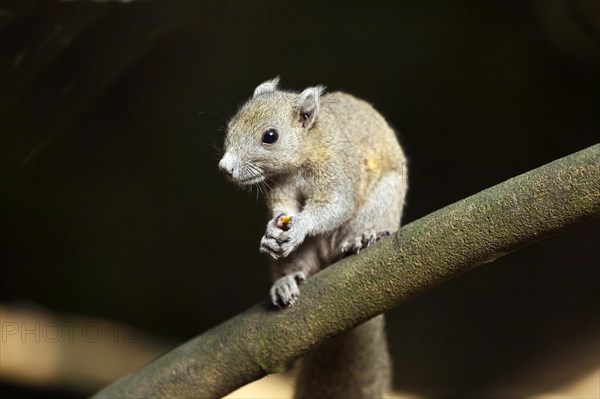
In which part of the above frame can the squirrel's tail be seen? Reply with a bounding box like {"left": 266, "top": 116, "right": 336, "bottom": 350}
{"left": 294, "top": 314, "right": 391, "bottom": 399}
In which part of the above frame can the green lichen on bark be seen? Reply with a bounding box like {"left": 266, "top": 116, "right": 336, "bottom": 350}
{"left": 92, "top": 144, "right": 599, "bottom": 399}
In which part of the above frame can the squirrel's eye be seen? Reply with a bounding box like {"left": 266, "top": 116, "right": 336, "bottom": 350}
{"left": 262, "top": 129, "right": 278, "bottom": 144}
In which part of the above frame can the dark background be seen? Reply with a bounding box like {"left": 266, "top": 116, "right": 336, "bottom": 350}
{"left": 1, "top": 1, "right": 599, "bottom": 398}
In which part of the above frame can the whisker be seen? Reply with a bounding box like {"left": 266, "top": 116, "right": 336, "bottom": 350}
{"left": 261, "top": 179, "right": 272, "bottom": 191}
{"left": 258, "top": 181, "right": 267, "bottom": 197}
{"left": 197, "top": 110, "right": 227, "bottom": 123}
{"left": 264, "top": 176, "right": 301, "bottom": 207}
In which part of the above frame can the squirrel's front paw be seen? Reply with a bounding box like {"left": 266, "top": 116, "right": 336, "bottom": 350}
{"left": 260, "top": 216, "right": 286, "bottom": 260}
{"left": 260, "top": 215, "right": 306, "bottom": 260}
{"left": 270, "top": 272, "right": 306, "bottom": 308}
{"left": 277, "top": 223, "right": 306, "bottom": 258}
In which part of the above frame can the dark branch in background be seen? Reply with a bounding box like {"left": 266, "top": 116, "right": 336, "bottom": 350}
{"left": 91, "top": 145, "right": 600, "bottom": 399}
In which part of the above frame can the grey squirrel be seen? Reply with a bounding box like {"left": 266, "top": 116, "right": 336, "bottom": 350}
{"left": 219, "top": 77, "right": 408, "bottom": 398}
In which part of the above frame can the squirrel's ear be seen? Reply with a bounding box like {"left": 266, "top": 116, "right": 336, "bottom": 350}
{"left": 297, "top": 86, "right": 325, "bottom": 129}
{"left": 253, "top": 76, "right": 280, "bottom": 98}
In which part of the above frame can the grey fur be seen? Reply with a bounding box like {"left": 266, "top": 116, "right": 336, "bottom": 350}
{"left": 219, "top": 78, "right": 408, "bottom": 398}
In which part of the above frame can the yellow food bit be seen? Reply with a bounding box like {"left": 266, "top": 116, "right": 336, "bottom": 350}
{"left": 365, "top": 158, "right": 377, "bottom": 172}
{"left": 280, "top": 215, "right": 290, "bottom": 224}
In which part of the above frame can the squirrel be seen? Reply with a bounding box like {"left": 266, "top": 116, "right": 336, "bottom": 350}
{"left": 218, "top": 77, "right": 408, "bottom": 399}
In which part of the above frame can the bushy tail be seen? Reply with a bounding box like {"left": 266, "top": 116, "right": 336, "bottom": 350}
{"left": 294, "top": 315, "right": 391, "bottom": 399}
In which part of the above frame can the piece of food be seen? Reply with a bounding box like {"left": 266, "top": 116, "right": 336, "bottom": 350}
{"left": 276, "top": 214, "right": 291, "bottom": 230}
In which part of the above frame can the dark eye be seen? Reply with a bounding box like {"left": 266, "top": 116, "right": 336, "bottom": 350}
{"left": 262, "top": 129, "right": 278, "bottom": 144}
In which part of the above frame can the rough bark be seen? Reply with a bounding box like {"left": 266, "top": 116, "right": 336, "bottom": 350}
{"left": 91, "top": 144, "right": 600, "bottom": 399}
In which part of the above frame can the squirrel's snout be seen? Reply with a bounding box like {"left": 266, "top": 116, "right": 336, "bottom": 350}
{"left": 218, "top": 153, "right": 235, "bottom": 177}
{"left": 218, "top": 161, "right": 233, "bottom": 177}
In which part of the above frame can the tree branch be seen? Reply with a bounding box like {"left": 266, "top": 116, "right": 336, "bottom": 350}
{"left": 91, "top": 144, "right": 600, "bottom": 399}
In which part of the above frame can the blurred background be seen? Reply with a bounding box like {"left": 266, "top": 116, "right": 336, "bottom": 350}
{"left": 1, "top": 1, "right": 599, "bottom": 398}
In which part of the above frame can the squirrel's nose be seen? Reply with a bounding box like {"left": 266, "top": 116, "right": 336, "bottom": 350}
{"left": 218, "top": 155, "right": 235, "bottom": 177}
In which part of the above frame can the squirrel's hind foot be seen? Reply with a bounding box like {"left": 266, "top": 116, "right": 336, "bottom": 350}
{"left": 341, "top": 230, "right": 390, "bottom": 257}
{"left": 270, "top": 272, "right": 306, "bottom": 308}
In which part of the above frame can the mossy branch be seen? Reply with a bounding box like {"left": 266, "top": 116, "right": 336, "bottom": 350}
{"left": 91, "top": 145, "right": 600, "bottom": 399}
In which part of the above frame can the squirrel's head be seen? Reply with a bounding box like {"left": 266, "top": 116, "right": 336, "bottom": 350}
{"left": 219, "top": 77, "right": 325, "bottom": 186}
